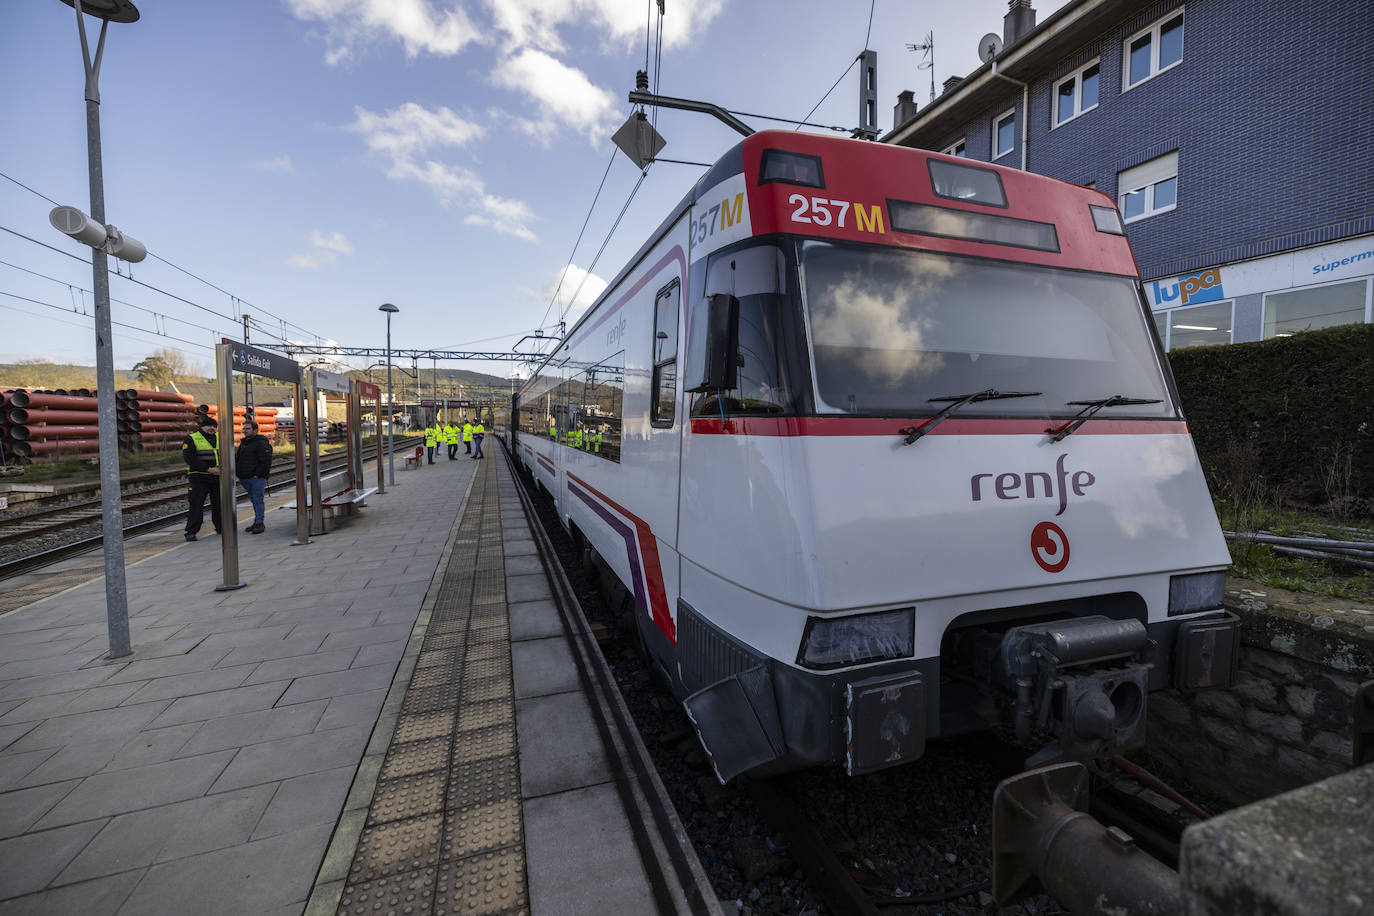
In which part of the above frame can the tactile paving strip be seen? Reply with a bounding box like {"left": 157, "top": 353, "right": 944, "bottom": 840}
{"left": 381, "top": 736, "right": 454, "bottom": 781}
{"left": 456, "top": 700, "right": 514, "bottom": 733}
{"left": 451, "top": 724, "right": 516, "bottom": 764}
{"left": 368, "top": 771, "right": 447, "bottom": 826}
{"left": 434, "top": 849, "right": 528, "bottom": 916}
{"left": 448, "top": 756, "right": 521, "bottom": 809}
{"left": 442, "top": 797, "right": 523, "bottom": 860}
{"left": 341, "top": 457, "right": 537, "bottom": 915}
{"left": 337, "top": 866, "right": 437, "bottom": 916}
{"left": 348, "top": 812, "right": 444, "bottom": 885}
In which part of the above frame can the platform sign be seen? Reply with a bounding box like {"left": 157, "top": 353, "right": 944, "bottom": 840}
{"left": 358, "top": 381, "right": 380, "bottom": 400}
{"left": 223, "top": 340, "right": 299, "bottom": 383}
{"left": 313, "top": 368, "right": 351, "bottom": 393}
{"left": 421, "top": 398, "right": 470, "bottom": 408}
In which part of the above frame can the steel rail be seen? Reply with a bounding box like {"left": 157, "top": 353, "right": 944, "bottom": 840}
{"left": 0, "top": 436, "right": 422, "bottom": 580}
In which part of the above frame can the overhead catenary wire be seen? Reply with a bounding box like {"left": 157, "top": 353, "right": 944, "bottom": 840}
{"left": 1, "top": 290, "right": 217, "bottom": 353}
{"left": 538, "top": 148, "right": 618, "bottom": 339}
{"left": 796, "top": 0, "right": 878, "bottom": 133}
{"left": 0, "top": 170, "right": 331, "bottom": 344}
{"left": 561, "top": 165, "right": 651, "bottom": 327}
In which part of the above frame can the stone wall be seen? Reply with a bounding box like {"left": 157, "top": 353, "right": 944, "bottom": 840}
{"left": 1146, "top": 579, "right": 1374, "bottom": 806}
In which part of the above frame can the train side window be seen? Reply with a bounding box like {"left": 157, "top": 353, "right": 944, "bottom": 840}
{"left": 651, "top": 281, "right": 680, "bottom": 428}
{"left": 691, "top": 245, "right": 794, "bottom": 417}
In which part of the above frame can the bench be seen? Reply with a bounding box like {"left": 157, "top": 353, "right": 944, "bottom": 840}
{"left": 404, "top": 446, "right": 424, "bottom": 469}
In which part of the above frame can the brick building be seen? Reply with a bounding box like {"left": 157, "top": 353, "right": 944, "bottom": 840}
{"left": 885, "top": 0, "right": 1374, "bottom": 350}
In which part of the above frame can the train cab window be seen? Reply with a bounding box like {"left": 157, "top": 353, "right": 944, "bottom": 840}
{"left": 651, "top": 281, "right": 680, "bottom": 428}
{"left": 690, "top": 244, "right": 796, "bottom": 417}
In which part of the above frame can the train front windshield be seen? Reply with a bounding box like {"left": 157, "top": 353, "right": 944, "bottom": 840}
{"left": 799, "top": 240, "right": 1174, "bottom": 417}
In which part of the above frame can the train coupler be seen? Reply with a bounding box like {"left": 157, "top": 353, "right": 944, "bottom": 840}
{"left": 999, "top": 616, "right": 1152, "bottom": 766}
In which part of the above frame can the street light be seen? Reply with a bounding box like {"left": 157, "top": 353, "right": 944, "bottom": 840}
{"left": 53, "top": 0, "right": 140, "bottom": 660}
{"left": 379, "top": 303, "right": 399, "bottom": 486}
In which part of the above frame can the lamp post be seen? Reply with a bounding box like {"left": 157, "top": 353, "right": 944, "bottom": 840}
{"left": 379, "top": 303, "right": 398, "bottom": 485}
{"left": 55, "top": 0, "right": 141, "bottom": 660}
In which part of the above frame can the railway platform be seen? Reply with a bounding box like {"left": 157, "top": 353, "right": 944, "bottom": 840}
{"left": 0, "top": 447, "right": 718, "bottom": 915}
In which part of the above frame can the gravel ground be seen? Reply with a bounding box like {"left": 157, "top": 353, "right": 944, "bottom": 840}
{"left": 514, "top": 459, "right": 1065, "bottom": 916}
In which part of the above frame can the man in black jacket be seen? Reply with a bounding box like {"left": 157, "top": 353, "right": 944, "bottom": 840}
{"left": 182, "top": 416, "right": 222, "bottom": 541}
{"left": 235, "top": 420, "right": 273, "bottom": 534}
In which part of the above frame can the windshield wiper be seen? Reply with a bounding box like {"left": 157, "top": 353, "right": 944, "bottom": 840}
{"left": 1046, "top": 395, "right": 1163, "bottom": 442}
{"left": 900, "top": 389, "right": 1042, "bottom": 445}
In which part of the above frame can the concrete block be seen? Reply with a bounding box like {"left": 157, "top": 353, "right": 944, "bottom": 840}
{"left": 515, "top": 691, "right": 610, "bottom": 798}
{"left": 148, "top": 681, "right": 290, "bottom": 729}
{"left": 250, "top": 764, "right": 354, "bottom": 840}
{"left": 242, "top": 648, "right": 360, "bottom": 686}
{"left": 175, "top": 700, "right": 328, "bottom": 758}
{"left": 54, "top": 783, "right": 276, "bottom": 884}
{"left": 509, "top": 599, "right": 565, "bottom": 642}
{"left": 512, "top": 638, "right": 580, "bottom": 699}
{"left": 524, "top": 782, "right": 657, "bottom": 916}
{"left": 6, "top": 701, "right": 170, "bottom": 754}
{"left": 115, "top": 823, "right": 331, "bottom": 916}
{"left": 1190, "top": 687, "right": 1243, "bottom": 720}
{"left": 1181, "top": 763, "right": 1374, "bottom": 916}
{"left": 32, "top": 750, "right": 236, "bottom": 828}
{"left": 209, "top": 724, "right": 370, "bottom": 793}
{"left": 0, "top": 820, "right": 106, "bottom": 899}
{"left": 0, "top": 867, "right": 143, "bottom": 916}
{"left": 274, "top": 663, "right": 396, "bottom": 706}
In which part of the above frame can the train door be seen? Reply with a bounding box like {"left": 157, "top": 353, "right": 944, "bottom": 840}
{"left": 643, "top": 278, "right": 682, "bottom": 548}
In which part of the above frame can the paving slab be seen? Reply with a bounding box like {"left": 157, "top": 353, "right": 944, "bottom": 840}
{"left": 0, "top": 454, "right": 474, "bottom": 912}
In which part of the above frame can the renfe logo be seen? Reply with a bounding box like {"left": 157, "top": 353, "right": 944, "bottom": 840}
{"left": 1031, "top": 521, "right": 1070, "bottom": 573}
{"left": 1150, "top": 268, "right": 1224, "bottom": 307}
{"left": 970, "top": 454, "right": 1095, "bottom": 517}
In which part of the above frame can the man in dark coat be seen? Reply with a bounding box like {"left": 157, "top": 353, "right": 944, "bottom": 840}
{"left": 235, "top": 419, "right": 274, "bottom": 534}
{"left": 182, "top": 416, "right": 222, "bottom": 541}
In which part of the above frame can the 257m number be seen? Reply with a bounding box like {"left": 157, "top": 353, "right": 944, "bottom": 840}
{"left": 788, "top": 194, "right": 885, "bottom": 234}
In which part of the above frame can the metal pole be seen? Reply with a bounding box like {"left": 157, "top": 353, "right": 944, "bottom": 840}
{"left": 214, "top": 343, "right": 244, "bottom": 591}
{"left": 307, "top": 371, "right": 324, "bottom": 535}
{"left": 72, "top": 5, "right": 130, "bottom": 658}
{"left": 385, "top": 314, "right": 395, "bottom": 485}
{"left": 242, "top": 313, "right": 254, "bottom": 418}
{"left": 291, "top": 377, "right": 310, "bottom": 545}
{"left": 433, "top": 356, "right": 439, "bottom": 426}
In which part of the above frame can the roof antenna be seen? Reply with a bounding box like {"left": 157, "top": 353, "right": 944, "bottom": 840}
{"left": 906, "top": 32, "right": 935, "bottom": 102}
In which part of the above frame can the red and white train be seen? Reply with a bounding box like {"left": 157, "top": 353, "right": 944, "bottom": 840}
{"left": 509, "top": 130, "right": 1239, "bottom": 781}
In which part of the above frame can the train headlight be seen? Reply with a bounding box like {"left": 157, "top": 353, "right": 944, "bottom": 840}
{"left": 797, "top": 608, "right": 914, "bottom": 670}
{"left": 1168, "top": 571, "right": 1226, "bottom": 617}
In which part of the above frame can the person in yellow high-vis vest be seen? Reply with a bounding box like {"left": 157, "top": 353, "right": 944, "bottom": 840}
{"left": 181, "top": 416, "right": 222, "bottom": 541}
{"left": 424, "top": 423, "right": 438, "bottom": 464}
{"left": 548, "top": 417, "right": 556, "bottom": 440}
{"left": 445, "top": 423, "right": 459, "bottom": 460}
{"left": 462, "top": 419, "right": 474, "bottom": 454}
{"left": 471, "top": 421, "right": 486, "bottom": 459}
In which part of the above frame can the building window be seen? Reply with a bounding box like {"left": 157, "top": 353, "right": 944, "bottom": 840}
{"left": 1155, "top": 301, "right": 1234, "bottom": 350}
{"left": 1124, "top": 10, "right": 1184, "bottom": 90}
{"left": 1118, "top": 151, "right": 1178, "bottom": 222}
{"left": 992, "top": 109, "right": 1015, "bottom": 160}
{"left": 942, "top": 139, "right": 967, "bottom": 157}
{"left": 1263, "top": 279, "right": 1371, "bottom": 338}
{"left": 1053, "top": 59, "right": 1100, "bottom": 127}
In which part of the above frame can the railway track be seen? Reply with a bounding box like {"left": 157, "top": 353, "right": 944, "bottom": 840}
{"left": 0, "top": 436, "right": 422, "bottom": 580}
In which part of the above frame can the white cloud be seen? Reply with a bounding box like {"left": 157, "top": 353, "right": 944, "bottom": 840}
{"left": 349, "top": 103, "right": 485, "bottom": 158}
{"left": 252, "top": 154, "right": 294, "bottom": 172}
{"left": 544, "top": 263, "right": 608, "bottom": 322}
{"left": 285, "top": 0, "right": 483, "bottom": 63}
{"left": 350, "top": 103, "right": 538, "bottom": 240}
{"left": 491, "top": 48, "right": 616, "bottom": 140}
{"left": 486, "top": 0, "right": 724, "bottom": 53}
{"left": 288, "top": 230, "right": 356, "bottom": 269}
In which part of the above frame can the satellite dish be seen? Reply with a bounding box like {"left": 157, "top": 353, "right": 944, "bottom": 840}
{"left": 978, "top": 33, "right": 1003, "bottom": 63}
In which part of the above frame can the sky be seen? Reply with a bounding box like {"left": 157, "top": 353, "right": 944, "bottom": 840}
{"left": 0, "top": 0, "right": 1069, "bottom": 381}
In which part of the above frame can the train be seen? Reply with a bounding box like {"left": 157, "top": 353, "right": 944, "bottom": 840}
{"left": 507, "top": 130, "right": 1240, "bottom": 782}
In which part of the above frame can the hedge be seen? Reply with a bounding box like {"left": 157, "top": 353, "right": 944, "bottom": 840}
{"left": 1167, "top": 323, "right": 1374, "bottom": 510}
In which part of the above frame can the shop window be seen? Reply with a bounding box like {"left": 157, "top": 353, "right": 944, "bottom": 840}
{"left": 1053, "top": 59, "right": 1100, "bottom": 127}
{"left": 1164, "top": 300, "right": 1233, "bottom": 350}
{"left": 1263, "top": 279, "right": 1370, "bottom": 338}
{"left": 1119, "top": 151, "right": 1178, "bottom": 223}
{"left": 993, "top": 109, "right": 1016, "bottom": 160}
{"left": 1124, "top": 10, "right": 1184, "bottom": 90}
